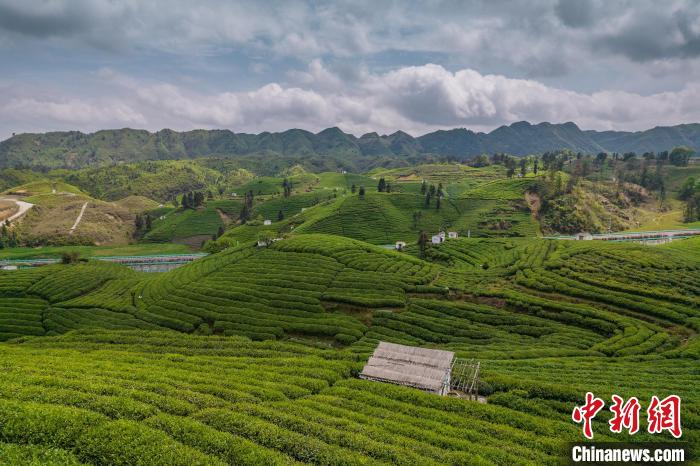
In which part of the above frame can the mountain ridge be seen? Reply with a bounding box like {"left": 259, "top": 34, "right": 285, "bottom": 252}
{"left": 1, "top": 121, "right": 698, "bottom": 169}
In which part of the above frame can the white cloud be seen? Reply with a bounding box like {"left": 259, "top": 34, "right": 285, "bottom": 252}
{"left": 2, "top": 62, "right": 700, "bottom": 139}
{"left": 2, "top": 96, "right": 145, "bottom": 128}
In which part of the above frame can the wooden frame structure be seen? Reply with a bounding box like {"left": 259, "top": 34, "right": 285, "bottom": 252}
{"left": 449, "top": 358, "right": 480, "bottom": 400}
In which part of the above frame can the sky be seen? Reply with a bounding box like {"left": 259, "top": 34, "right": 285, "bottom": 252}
{"left": 1, "top": 0, "right": 700, "bottom": 140}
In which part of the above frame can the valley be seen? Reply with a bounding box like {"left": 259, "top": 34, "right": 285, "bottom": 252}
{"left": 0, "top": 144, "right": 698, "bottom": 465}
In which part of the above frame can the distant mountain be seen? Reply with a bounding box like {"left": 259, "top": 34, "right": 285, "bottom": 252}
{"left": 1, "top": 121, "right": 698, "bottom": 169}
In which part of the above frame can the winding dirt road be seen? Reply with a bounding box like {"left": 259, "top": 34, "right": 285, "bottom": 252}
{"left": 0, "top": 198, "right": 34, "bottom": 227}
{"left": 69, "top": 202, "right": 89, "bottom": 234}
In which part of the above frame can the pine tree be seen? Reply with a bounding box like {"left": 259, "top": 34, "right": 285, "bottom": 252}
{"left": 194, "top": 191, "right": 204, "bottom": 207}
{"left": 351, "top": 184, "right": 356, "bottom": 194}
{"left": 358, "top": 186, "right": 365, "bottom": 197}
{"left": 418, "top": 231, "right": 428, "bottom": 258}
{"left": 420, "top": 181, "right": 427, "bottom": 194}
{"left": 277, "top": 210, "right": 284, "bottom": 221}
{"left": 239, "top": 204, "right": 250, "bottom": 224}
{"left": 377, "top": 178, "right": 386, "bottom": 192}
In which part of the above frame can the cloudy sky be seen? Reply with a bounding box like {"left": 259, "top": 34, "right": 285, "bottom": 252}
{"left": 1, "top": 0, "right": 700, "bottom": 140}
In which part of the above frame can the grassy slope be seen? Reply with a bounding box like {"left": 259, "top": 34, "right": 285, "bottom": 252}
{"left": 5, "top": 181, "right": 140, "bottom": 246}
{"left": 63, "top": 160, "right": 223, "bottom": 202}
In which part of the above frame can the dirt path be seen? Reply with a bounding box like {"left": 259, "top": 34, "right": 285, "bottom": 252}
{"left": 524, "top": 191, "right": 541, "bottom": 218}
{"left": 0, "top": 198, "right": 34, "bottom": 227}
{"left": 216, "top": 208, "right": 232, "bottom": 225}
{"left": 69, "top": 202, "right": 88, "bottom": 234}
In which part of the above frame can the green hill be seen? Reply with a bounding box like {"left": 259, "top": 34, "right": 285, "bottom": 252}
{"left": 2, "top": 181, "right": 161, "bottom": 247}
{"left": 2, "top": 122, "right": 698, "bottom": 169}
{"left": 63, "top": 160, "right": 224, "bottom": 202}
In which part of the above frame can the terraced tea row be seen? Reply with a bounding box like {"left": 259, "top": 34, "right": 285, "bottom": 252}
{"left": 0, "top": 331, "right": 631, "bottom": 465}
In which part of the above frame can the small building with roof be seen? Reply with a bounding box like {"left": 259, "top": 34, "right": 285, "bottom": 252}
{"left": 359, "top": 342, "right": 455, "bottom": 395}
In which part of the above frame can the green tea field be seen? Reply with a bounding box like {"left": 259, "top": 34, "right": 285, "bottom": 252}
{"left": 0, "top": 233, "right": 697, "bottom": 464}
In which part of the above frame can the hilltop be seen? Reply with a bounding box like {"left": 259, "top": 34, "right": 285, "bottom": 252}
{"left": 1, "top": 180, "right": 158, "bottom": 246}
{"left": 2, "top": 121, "right": 700, "bottom": 170}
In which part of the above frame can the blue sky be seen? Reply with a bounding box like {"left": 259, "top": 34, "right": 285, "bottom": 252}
{"left": 1, "top": 0, "right": 700, "bottom": 140}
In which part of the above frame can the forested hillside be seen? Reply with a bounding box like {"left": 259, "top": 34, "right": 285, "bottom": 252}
{"left": 2, "top": 122, "right": 699, "bottom": 169}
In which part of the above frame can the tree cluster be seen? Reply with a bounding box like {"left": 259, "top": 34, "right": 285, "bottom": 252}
{"left": 239, "top": 190, "right": 255, "bottom": 224}
{"left": 376, "top": 178, "right": 392, "bottom": 192}
{"left": 0, "top": 223, "right": 18, "bottom": 249}
{"left": 282, "top": 178, "right": 293, "bottom": 198}
{"left": 180, "top": 191, "right": 205, "bottom": 209}
{"left": 133, "top": 213, "right": 153, "bottom": 238}
{"left": 423, "top": 183, "right": 444, "bottom": 209}
{"left": 680, "top": 177, "right": 700, "bottom": 222}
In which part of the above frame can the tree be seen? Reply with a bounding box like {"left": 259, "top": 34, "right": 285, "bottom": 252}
{"left": 358, "top": 186, "right": 365, "bottom": 197}
{"left": 424, "top": 191, "right": 432, "bottom": 207}
{"left": 377, "top": 177, "right": 387, "bottom": 192}
{"left": 60, "top": 252, "right": 81, "bottom": 264}
{"left": 505, "top": 156, "right": 517, "bottom": 178}
{"left": 519, "top": 158, "right": 527, "bottom": 177}
{"left": 282, "top": 178, "right": 292, "bottom": 197}
{"left": 420, "top": 180, "right": 427, "bottom": 194}
{"left": 679, "top": 177, "right": 697, "bottom": 201}
{"left": 533, "top": 158, "right": 539, "bottom": 175}
{"left": 239, "top": 204, "right": 250, "bottom": 224}
{"left": 277, "top": 210, "right": 284, "bottom": 221}
{"left": 684, "top": 192, "right": 700, "bottom": 222}
{"left": 145, "top": 214, "right": 152, "bottom": 231}
{"left": 134, "top": 214, "right": 143, "bottom": 231}
{"left": 386, "top": 183, "right": 392, "bottom": 193}
{"left": 436, "top": 195, "right": 441, "bottom": 210}
{"left": 351, "top": 184, "right": 356, "bottom": 194}
{"left": 417, "top": 231, "right": 428, "bottom": 258}
{"left": 194, "top": 191, "right": 204, "bottom": 207}
{"left": 670, "top": 146, "right": 695, "bottom": 167}
{"left": 470, "top": 154, "right": 490, "bottom": 167}
{"left": 412, "top": 211, "right": 422, "bottom": 229}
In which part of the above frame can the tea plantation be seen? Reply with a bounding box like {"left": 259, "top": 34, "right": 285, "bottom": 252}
{"left": 0, "top": 233, "right": 697, "bottom": 464}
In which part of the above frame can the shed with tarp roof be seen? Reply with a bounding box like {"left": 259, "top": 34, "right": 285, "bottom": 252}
{"left": 359, "top": 341, "right": 454, "bottom": 395}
